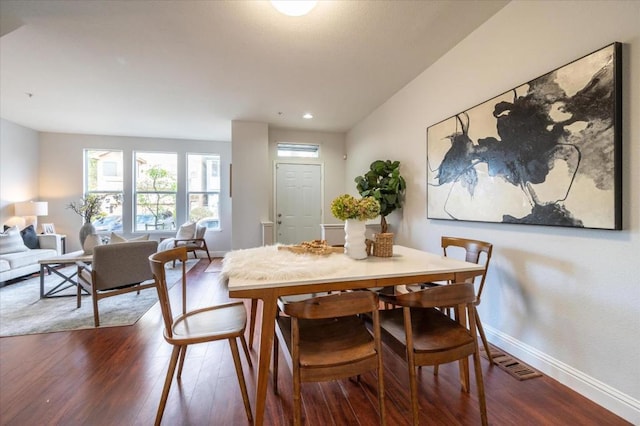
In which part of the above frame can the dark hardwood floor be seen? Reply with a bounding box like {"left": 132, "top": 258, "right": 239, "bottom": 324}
{"left": 0, "top": 259, "right": 630, "bottom": 425}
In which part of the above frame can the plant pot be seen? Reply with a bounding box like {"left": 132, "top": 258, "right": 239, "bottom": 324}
{"left": 79, "top": 223, "right": 96, "bottom": 248}
{"left": 372, "top": 232, "right": 394, "bottom": 257}
{"left": 344, "top": 219, "right": 368, "bottom": 260}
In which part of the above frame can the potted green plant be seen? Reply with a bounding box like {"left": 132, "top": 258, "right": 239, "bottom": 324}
{"left": 355, "top": 160, "right": 406, "bottom": 256}
{"left": 67, "top": 194, "right": 119, "bottom": 246}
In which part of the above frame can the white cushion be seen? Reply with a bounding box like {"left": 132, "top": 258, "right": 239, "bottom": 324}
{"left": 83, "top": 234, "right": 103, "bottom": 254}
{"left": 176, "top": 222, "right": 196, "bottom": 239}
{"left": 109, "top": 232, "right": 150, "bottom": 244}
{"left": 194, "top": 225, "right": 206, "bottom": 239}
{"left": 0, "top": 226, "right": 29, "bottom": 254}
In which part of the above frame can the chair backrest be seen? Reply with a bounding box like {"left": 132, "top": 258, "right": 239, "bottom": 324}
{"left": 149, "top": 247, "right": 188, "bottom": 337}
{"left": 441, "top": 236, "right": 492, "bottom": 299}
{"left": 282, "top": 291, "right": 379, "bottom": 319}
{"left": 194, "top": 225, "right": 206, "bottom": 239}
{"left": 384, "top": 282, "right": 476, "bottom": 309}
{"left": 91, "top": 240, "right": 158, "bottom": 291}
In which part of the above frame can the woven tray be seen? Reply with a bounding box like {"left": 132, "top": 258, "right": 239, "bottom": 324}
{"left": 278, "top": 240, "right": 344, "bottom": 256}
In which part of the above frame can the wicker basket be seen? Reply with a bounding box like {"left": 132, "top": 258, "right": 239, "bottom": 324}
{"left": 372, "top": 233, "right": 394, "bottom": 257}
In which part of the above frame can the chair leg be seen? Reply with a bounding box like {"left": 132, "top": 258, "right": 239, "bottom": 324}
{"left": 408, "top": 364, "right": 419, "bottom": 426}
{"left": 176, "top": 346, "right": 188, "bottom": 379}
{"left": 155, "top": 345, "right": 181, "bottom": 426}
{"left": 376, "top": 352, "right": 386, "bottom": 425}
{"left": 249, "top": 299, "right": 258, "bottom": 350}
{"left": 239, "top": 334, "right": 252, "bottom": 368}
{"left": 229, "top": 337, "right": 253, "bottom": 423}
{"left": 475, "top": 309, "right": 493, "bottom": 365}
{"left": 92, "top": 293, "right": 100, "bottom": 327}
{"left": 293, "top": 365, "right": 302, "bottom": 426}
{"left": 202, "top": 242, "right": 211, "bottom": 263}
{"left": 473, "top": 351, "right": 489, "bottom": 426}
{"left": 273, "top": 333, "right": 279, "bottom": 394}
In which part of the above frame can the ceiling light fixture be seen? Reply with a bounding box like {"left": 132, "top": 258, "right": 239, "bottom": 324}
{"left": 271, "top": 0, "right": 317, "bottom": 17}
{"left": 303, "top": 113, "right": 313, "bottom": 119}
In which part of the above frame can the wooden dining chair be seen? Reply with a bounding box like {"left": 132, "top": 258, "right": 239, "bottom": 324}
{"left": 149, "top": 247, "right": 252, "bottom": 426}
{"left": 441, "top": 237, "right": 493, "bottom": 364}
{"left": 378, "top": 282, "right": 488, "bottom": 426}
{"left": 406, "top": 237, "right": 494, "bottom": 364}
{"left": 273, "top": 291, "right": 386, "bottom": 426}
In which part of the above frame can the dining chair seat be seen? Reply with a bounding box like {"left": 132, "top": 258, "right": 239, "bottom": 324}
{"left": 276, "top": 315, "right": 377, "bottom": 369}
{"left": 170, "top": 302, "right": 248, "bottom": 343}
{"left": 379, "top": 307, "right": 475, "bottom": 357}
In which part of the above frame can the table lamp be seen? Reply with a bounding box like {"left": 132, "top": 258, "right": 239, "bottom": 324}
{"left": 14, "top": 201, "right": 48, "bottom": 233}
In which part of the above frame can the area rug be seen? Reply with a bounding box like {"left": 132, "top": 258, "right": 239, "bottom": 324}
{"left": 481, "top": 344, "right": 542, "bottom": 381}
{"left": 0, "top": 260, "right": 197, "bottom": 337}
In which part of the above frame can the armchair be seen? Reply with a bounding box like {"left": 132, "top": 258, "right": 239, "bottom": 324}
{"left": 76, "top": 240, "right": 158, "bottom": 327}
{"left": 157, "top": 222, "right": 211, "bottom": 264}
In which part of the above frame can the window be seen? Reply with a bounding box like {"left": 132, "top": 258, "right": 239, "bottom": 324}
{"left": 85, "top": 150, "right": 124, "bottom": 232}
{"left": 277, "top": 143, "right": 319, "bottom": 158}
{"left": 83, "top": 148, "right": 223, "bottom": 234}
{"left": 134, "top": 151, "right": 177, "bottom": 232}
{"left": 187, "top": 154, "right": 221, "bottom": 229}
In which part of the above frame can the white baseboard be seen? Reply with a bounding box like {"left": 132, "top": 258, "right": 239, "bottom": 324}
{"left": 484, "top": 325, "right": 640, "bottom": 424}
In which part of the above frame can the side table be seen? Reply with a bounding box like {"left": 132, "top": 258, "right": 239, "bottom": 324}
{"left": 39, "top": 251, "right": 92, "bottom": 306}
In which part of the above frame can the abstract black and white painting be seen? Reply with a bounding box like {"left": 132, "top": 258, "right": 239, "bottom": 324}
{"left": 427, "top": 42, "right": 622, "bottom": 230}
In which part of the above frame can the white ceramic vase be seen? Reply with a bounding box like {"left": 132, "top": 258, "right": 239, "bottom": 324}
{"left": 344, "top": 219, "right": 368, "bottom": 260}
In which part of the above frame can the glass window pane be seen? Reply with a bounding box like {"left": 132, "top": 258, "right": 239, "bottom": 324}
{"left": 134, "top": 152, "right": 177, "bottom": 232}
{"left": 85, "top": 150, "right": 123, "bottom": 232}
{"left": 188, "top": 154, "right": 220, "bottom": 192}
{"left": 277, "top": 143, "right": 319, "bottom": 158}
{"left": 86, "top": 150, "right": 123, "bottom": 191}
{"left": 135, "top": 152, "right": 177, "bottom": 191}
{"left": 187, "top": 153, "right": 220, "bottom": 230}
{"left": 135, "top": 194, "right": 176, "bottom": 231}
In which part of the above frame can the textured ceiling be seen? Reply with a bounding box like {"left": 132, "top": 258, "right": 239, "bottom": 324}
{"left": 0, "top": 0, "right": 508, "bottom": 141}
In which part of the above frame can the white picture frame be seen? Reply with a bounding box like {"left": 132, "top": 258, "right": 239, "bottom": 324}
{"left": 42, "top": 223, "right": 56, "bottom": 234}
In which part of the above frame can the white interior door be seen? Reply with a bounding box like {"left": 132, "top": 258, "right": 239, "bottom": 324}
{"left": 275, "top": 163, "right": 322, "bottom": 244}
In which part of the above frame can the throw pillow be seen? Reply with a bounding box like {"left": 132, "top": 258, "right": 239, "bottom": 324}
{"left": 0, "top": 226, "right": 30, "bottom": 254}
{"left": 176, "top": 222, "right": 196, "bottom": 240}
{"left": 83, "top": 234, "right": 103, "bottom": 255}
{"left": 109, "top": 232, "right": 150, "bottom": 244}
{"left": 20, "top": 224, "right": 40, "bottom": 249}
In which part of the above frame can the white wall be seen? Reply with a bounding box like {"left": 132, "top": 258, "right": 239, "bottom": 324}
{"left": 0, "top": 119, "right": 40, "bottom": 226}
{"left": 346, "top": 1, "right": 640, "bottom": 422}
{"left": 231, "top": 120, "right": 270, "bottom": 249}
{"left": 38, "top": 132, "right": 232, "bottom": 254}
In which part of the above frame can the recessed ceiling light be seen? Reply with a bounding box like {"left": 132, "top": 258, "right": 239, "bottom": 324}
{"left": 303, "top": 113, "right": 313, "bottom": 119}
{"left": 271, "top": 1, "right": 317, "bottom": 17}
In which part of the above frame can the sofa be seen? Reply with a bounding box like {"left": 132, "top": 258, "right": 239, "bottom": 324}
{"left": 0, "top": 226, "right": 64, "bottom": 282}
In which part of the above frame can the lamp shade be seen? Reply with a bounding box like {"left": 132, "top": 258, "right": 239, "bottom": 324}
{"left": 15, "top": 201, "right": 48, "bottom": 216}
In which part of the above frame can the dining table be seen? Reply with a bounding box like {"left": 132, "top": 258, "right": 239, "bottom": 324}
{"left": 227, "top": 244, "right": 485, "bottom": 426}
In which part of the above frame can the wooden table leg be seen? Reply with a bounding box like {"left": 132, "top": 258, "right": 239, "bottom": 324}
{"left": 253, "top": 292, "right": 277, "bottom": 426}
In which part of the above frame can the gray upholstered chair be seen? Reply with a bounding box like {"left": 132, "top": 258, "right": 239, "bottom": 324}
{"left": 76, "top": 240, "right": 159, "bottom": 327}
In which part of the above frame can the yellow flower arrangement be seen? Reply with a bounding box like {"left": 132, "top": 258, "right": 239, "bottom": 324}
{"left": 330, "top": 194, "right": 380, "bottom": 221}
